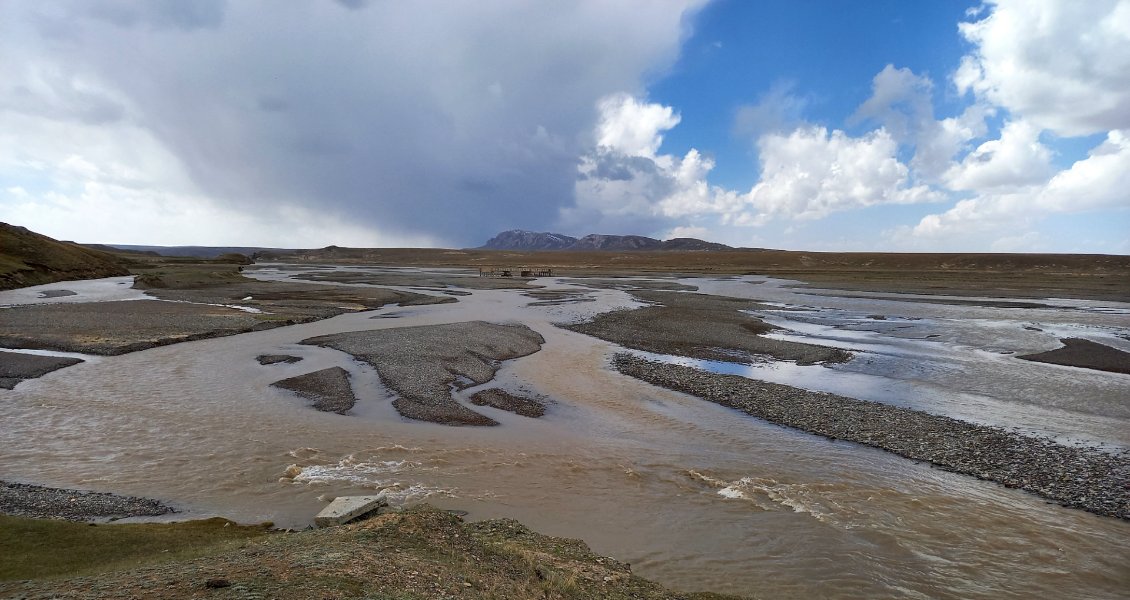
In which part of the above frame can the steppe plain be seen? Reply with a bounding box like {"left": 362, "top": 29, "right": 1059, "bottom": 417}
{"left": 2, "top": 236, "right": 1129, "bottom": 599}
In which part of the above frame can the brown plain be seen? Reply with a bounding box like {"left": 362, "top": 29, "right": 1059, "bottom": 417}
{"left": 258, "top": 247, "right": 1130, "bottom": 302}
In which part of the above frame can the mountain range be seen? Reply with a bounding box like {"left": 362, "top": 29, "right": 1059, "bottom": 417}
{"left": 479, "top": 230, "right": 733, "bottom": 251}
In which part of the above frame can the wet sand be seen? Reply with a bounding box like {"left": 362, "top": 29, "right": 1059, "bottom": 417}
{"left": 614, "top": 354, "right": 1130, "bottom": 520}
{"left": 1018, "top": 338, "right": 1130, "bottom": 375}
{"left": 0, "top": 351, "right": 83, "bottom": 389}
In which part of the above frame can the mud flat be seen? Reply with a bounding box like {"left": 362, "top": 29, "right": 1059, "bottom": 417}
{"left": 613, "top": 354, "right": 1130, "bottom": 520}
{"left": 303, "top": 321, "right": 545, "bottom": 426}
{"left": 1017, "top": 338, "right": 1130, "bottom": 375}
{"left": 0, "top": 481, "right": 173, "bottom": 521}
{"left": 566, "top": 290, "right": 850, "bottom": 365}
{"left": 271, "top": 367, "right": 357, "bottom": 414}
{"left": 0, "top": 351, "right": 83, "bottom": 389}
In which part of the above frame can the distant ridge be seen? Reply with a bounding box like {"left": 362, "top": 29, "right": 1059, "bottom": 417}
{"left": 479, "top": 230, "right": 731, "bottom": 251}
{"left": 107, "top": 245, "right": 281, "bottom": 259}
{"left": 479, "top": 230, "right": 577, "bottom": 250}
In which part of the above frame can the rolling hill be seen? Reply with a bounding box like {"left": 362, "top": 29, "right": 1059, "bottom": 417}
{"left": 0, "top": 223, "right": 129, "bottom": 290}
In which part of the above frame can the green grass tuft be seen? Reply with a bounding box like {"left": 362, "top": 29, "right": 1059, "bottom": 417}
{"left": 0, "top": 515, "right": 272, "bottom": 581}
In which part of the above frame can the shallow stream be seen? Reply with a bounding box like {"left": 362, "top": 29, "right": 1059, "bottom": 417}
{"left": 1, "top": 267, "right": 1128, "bottom": 599}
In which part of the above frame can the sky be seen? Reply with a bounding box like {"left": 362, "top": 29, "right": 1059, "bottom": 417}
{"left": 1, "top": 0, "right": 1128, "bottom": 252}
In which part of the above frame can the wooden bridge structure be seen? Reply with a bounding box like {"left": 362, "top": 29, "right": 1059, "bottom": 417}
{"left": 478, "top": 266, "right": 553, "bottom": 278}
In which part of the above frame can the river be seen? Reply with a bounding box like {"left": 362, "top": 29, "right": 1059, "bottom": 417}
{"left": 1, "top": 267, "right": 1127, "bottom": 598}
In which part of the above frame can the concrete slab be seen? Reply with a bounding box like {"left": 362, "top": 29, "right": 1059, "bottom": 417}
{"left": 314, "top": 494, "right": 388, "bottom": 527}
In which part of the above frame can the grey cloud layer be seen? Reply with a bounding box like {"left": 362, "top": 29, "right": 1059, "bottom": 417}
{"left": 9, "top": 0, "right": 702, "bottom": 245}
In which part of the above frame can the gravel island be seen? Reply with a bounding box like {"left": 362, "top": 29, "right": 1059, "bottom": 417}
{"left": 303, "top": 321, "right": 545, "bottom": 426}
{"left": 0, "top": 481, "right": 173, "bottom": 521}
{"left": 614, "top": 353, "right": 1130, "bottom": 520}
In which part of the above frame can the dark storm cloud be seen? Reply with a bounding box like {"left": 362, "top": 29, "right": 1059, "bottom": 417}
{"left": 333, "top": 0, "right": 370, "bottom": 11}
{"left": 584, "top": 153, "right": 663, "bottom": 182}
{"left": 8, "top": 0, "right": 703, "bottom": 245}
{"left": 83, "top": 0, "right": 226, "bottom": 30}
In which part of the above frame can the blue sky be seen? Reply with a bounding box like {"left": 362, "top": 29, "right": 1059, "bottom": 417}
{"left": 652, "top": 1, "right": 976, "bottom": 189}
{"left": 1, "top": 0, "right": 1128, "bottom": 252}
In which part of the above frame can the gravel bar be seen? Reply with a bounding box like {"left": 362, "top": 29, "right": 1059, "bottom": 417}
{"left": 613, "top": 353, "right": 1130, "bottom": 520}
{"left": 0, "top": 350, "right": 83, "bottom": 389}
{"left": 566, "top": 290, "right": 850, "bottom": 365}
{"left": 469, "top": 388, "right": 547, "bottom": 418}
{"left": 303, "top": 321, "right": 544, "bottom": 426}
{"left": 257, "top": 354, "right": 303, "bottom": 365}
{"left": 1017, "top": 337, "right": 1130, "bottom": 375}
{"left": 0, "top": 481, "right": 174, "bottom": 521}
{"left": 271, "top": 367, "right": 357, "bottom": 414}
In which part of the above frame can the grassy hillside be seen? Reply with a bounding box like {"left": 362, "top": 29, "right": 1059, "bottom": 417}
{"left": 0, "top": 223, "right": 129, "bottom": 290}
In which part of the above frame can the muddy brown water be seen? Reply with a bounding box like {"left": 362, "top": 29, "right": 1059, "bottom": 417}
{"left": 1, "top": 268, "right": 1128, "bottom": 599}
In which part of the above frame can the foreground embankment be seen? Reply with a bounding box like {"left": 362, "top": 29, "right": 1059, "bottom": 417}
{"left": 0, "top": 501, "right": 741, "bottom": 600}
{"left": 613, "top": 354, "right": 1130, "bottom": 520}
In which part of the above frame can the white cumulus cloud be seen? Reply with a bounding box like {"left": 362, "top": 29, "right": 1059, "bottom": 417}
{"left": 736, "top": 126, "right": 940, "bottom": 224}
{"left": 956, "top": 0, "right": 1130, "bottom": 136}
{"left": 907, "top": 129, "right": 1130, "bottom": 240}
{"left": 569, "top": 95, "right": 941, "bottom": 234}
{"left": 942, "top": 120, "right": 1054, "bottom": 191}
{"left": 594, "top": 93, "right": 681, "bottom": 158}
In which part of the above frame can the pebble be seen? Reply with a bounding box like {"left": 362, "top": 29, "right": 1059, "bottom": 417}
{"left": 0, "top": 480, "right": 174, "bottom": 521}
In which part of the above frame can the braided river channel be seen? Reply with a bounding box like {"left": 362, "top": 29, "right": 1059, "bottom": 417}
{"left": 2, "top": 266, "right": 1128, "bottom": 598}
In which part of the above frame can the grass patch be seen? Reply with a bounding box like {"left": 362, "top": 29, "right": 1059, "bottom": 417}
{"left": 0, "top": 515, "right": 272, "bottom": 581}
{"left": 131, "top": 263, "right": 251, "bottom": 289}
